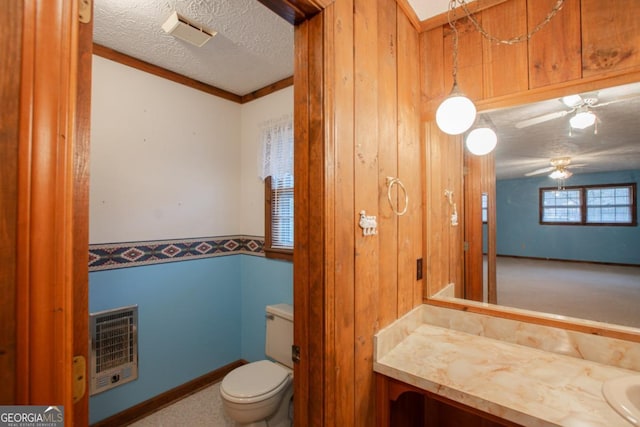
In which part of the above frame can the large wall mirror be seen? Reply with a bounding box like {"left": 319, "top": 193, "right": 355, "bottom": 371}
{"left": 430, "top": 78, "right": 640, "bottom": 331}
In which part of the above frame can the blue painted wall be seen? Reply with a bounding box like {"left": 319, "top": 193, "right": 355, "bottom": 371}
{"left": 240, "top": 255, "right": 294, "bottom": 362}
{"left": 88, "top": 254, "right": 293, "bottom": 424}
{"left": 496, "top": 169, "right": 640, "bottom": 264}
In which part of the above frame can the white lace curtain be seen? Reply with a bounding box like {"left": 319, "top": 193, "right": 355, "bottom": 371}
{"left": 259, "top": 115, "right": 293, "bottom": 181}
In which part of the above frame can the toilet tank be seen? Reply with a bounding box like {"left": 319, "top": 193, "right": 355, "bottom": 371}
{"left": 265, "top": 304, "right": 293, "bottom": 369}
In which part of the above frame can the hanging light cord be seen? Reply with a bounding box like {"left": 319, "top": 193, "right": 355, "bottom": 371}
{"left": 451, "top": 0, "right": 566, "bottom": 46}
{"left": 447, "top": 1, "right": 460, "bottom": 84}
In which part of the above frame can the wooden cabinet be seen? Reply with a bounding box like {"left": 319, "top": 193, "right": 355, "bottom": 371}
{"left": 376, "top": 374, "right": 523, "bottom": 427}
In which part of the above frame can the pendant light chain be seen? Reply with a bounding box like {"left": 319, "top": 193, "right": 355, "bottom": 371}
{"left": 447, "top": 1, "right": 460, "bottom": 83}
{"left": 455, "top": 0, "right": 566, "bottom": 45}
{"left": 438, "top": 0, "right": 566, "bottom": 141}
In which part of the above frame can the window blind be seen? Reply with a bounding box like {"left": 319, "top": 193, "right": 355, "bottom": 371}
{"left": 271, "top": 174, "right": 294, "bottom": 249}
{"left": 260, "top": 115, "right": 294, "bottom": 250}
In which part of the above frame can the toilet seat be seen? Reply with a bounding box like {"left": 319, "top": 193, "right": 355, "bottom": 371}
{"left": 220, "top": 360, "right": 291, "bottom": 404}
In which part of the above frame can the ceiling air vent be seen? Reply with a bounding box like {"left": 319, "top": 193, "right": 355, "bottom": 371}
{"left": 162, "top": 11, "right": 216, "bottom": 47}
{"left": 90, "top": 305, "right": 138, "bottom": 396}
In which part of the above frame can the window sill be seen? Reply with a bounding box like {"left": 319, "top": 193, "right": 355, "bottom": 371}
{"left": 264, "top": 248, "right": 293, "bottom": 262}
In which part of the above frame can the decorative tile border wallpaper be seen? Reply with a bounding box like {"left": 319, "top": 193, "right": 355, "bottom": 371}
{"left": 89, "top": 235, "right": 264, "bottom": 271}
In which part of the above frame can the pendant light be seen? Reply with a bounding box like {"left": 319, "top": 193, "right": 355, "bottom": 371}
{"left": 436, "top": 84, "right": 477, "bottom": 135}
{"left": 465, "top": 113, "right": 497, "bottom": 155}
{"left": 466, "top": 127, "right": 497, "bottom": 155}
{"left": 436, "top": 0, "right": 566, "bottom": 141}
{"left": 436, "top": 2, "right": 476, "bottom": 135}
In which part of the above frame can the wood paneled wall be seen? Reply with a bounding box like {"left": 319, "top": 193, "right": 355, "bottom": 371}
{"left": 294, "top": 0, "right": 422, "bottom": 424}
{"left": 422, "top": 0, "right": 640, "bottom": 115}
{"left": 421, "top": 0, "right": 640, "bottom": 298}
{"left": 291, "top": 0, "right": 640, "bottom": 425}
{"left": 463, "top": 152, "right": 496, "bottom": 303}
{"left": 423, "top": 123, "right": 464, "bottom": 298}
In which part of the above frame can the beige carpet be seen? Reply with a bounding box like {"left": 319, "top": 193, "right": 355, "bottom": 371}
{"left": 493, "top": 257, "right": 640, "bottom": 328}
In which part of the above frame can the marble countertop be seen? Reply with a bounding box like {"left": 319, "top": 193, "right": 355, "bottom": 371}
{"left": 374, "top": 306, "right": 639, "bottom": 427}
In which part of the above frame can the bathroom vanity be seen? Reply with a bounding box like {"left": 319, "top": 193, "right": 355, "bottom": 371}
{"left": 374, "top": 304, "right": 640, "bottom": 426}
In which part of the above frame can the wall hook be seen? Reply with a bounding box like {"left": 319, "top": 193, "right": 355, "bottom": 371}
{"left": 444, "top": 190, "right": 459, "bottom": 226}
{"left": 359, "top": 210, "right": 378, "bottom": 236}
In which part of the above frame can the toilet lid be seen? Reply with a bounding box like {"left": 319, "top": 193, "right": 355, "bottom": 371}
{"left": 221, "top": 360, "right": 290, "bottom": 399}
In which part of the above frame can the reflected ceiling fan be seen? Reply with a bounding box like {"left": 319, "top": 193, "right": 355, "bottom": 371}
{"left": 515, "top": 92, "right": 629, "bottom": 130}
{"left": 524, "top": 157, "right": 585, "bottom": 179}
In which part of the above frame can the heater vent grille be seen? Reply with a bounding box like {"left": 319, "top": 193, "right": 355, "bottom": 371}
{"left": 90, "top": 305, "right": 138, "bottom": 395}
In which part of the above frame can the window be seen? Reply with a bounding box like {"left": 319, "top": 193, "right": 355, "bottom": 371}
{"left": 481, "top": 193, "right": 488, "bottom": 223}
{"left": 265, "top": 175, "right": 293, "bottom": 261}
{"left": 540, "top": 188, "right": 582, "bottom": 223}
{"left": 540, "top": 183, "right": 636, "bottom": 226}
{"left": 260, "top": 116, "right": 293, "bottom": 261}
{"left": 586, "top": 186, "right": 634, "bottom": 223}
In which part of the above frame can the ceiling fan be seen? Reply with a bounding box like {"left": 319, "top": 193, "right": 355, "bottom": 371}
{"left": 515, "top": 92, "right": 627, "bottom": 130}
{"left": 524, "top": 157, "right": 585, "bottom": 179}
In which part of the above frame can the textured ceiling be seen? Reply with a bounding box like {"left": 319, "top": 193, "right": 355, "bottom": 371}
{"left": 93, "top": 2, "right": 639, "bottom": 179}
{"left": 93, "top": 1, "right": 447, "bottom": 96}
{"left": 93, "top": 0, "right": 295, "bottom": 95}
{"left": 486, "top": 81, "right": 640, "bottom": 180}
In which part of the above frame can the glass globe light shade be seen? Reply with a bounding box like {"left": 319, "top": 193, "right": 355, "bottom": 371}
{"left": 549, "top": 169, "right": 573, "bottom": 180}
{"left": 569, "top": 111, "right": 596, "bottom": 129}
{"left": 561, "top": 94, "right": 583, "bottom": 108}
{"left": 436, "top": 93, "right": 477, "bottom": 135}
{"left": 465, "top": 127, "right": 497, "bottom": 155}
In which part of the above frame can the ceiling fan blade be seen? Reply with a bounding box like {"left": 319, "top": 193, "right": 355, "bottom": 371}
{"left": 524, "top": 166, "right": 555, "bottom": 176}
{"left": 515, "top": 110, "right": 569, "bottom": 129}
{"left": 591, "top": 92, "right": 640, "bottom": 108}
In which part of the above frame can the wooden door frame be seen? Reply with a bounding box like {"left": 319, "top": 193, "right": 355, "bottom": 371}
{"left": 73, "top": 1, "right": 93, "bottom": 424}
{"left": 260, "top": 1, "right": 330, "bottom": 426}
{"left": 12, "top": 0, "right": 91, "bottom": 424}
{"left": 0, "top": 0, "right": 23, "bottom": 407}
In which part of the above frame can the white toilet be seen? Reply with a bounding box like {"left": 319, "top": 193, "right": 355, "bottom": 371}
{"left": 220, "top": 304, "right": 294, "bottom": 427}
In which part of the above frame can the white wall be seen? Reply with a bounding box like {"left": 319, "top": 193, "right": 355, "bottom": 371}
{"left": 90, "top": 56, "right": 242, "bottom": 243}
{"left": 240, "top": 86, "right": 294, "bottom": 236}
{"left": 90, "top": 56, "right": 293, "bottom": 244}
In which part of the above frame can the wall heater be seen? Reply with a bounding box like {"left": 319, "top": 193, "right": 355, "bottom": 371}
{"left": 89, "top": 305, "right": 139, "bottom": 395}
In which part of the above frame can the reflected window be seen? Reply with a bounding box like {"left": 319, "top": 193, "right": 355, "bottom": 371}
{"left": 481, "top": 193, "right": 488, "bottom": 223}
{"left": 540, "top": 183, "right": 636, "bottom": 226}
{"left": 586, "top": 186, "right": 634, "bottom": 224}
{"left": 541, "top": 189, "right": 582, "bottom": 223}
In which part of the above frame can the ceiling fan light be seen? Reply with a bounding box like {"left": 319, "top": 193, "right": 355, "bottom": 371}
{"left": 466, "top": 127, "right": 497, "bottom": 155}
{"left": 549, "top": 169, "right": 573, "bottom": 180}
{"left": 436, "top": 84, "right": 477, "bottom": 135}
{"left": 561, "top": 94, "right": 583, "bottom": 108}
{"left": 570, "top": 111, "right": 596, "bottom": 129}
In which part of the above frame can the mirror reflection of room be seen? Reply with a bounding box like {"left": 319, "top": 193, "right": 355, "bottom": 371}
{"left": 466, "top": 81, "right": 640, "bottom": 328}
